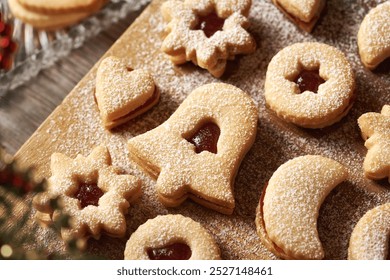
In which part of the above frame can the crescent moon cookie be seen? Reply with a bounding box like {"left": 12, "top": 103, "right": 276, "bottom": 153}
{"left": 124, "top": 214, "right": 220, "bottom": 260}
{"left": 264, "top": 42, "right": 355, "bottom": 129}
{"left": 128, "top": 83, "right": 258, "bottom": 215}
{"left": 33, "top": 146, "right": 142, "bottom": 245}
{"left": 357, "top": 2, "right": 390, "bottom": 70}
{"left": 358, "top": 105, "right": 390, "bottom": 182}
{"left": 95, "top": 56, "right": 159, "bottom": 129}
{"left": 348, "top": 203, "right": 390, "bottom": 260}
{"left": 272, "top": 0, "right": 326, "bottom": 32}
{"left": 160, "top": 0, "right": 256, "bottom": 78}
{"left": 255, "top": 155, "right": 348, "bottom": 259}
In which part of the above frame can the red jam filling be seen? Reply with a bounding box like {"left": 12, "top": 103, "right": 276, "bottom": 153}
{"left": 194, "top": 13, "right": 225, "bottom": 38}
{"left": 187, "top": 123, "right": 220, "bottom": 154}
{"left": 147, "top": 243, "right": 192, "bottom": 260}
{"left": 294, "top": 70, "right": 325, "bottom": 93}
{"left": 74, "top": 183, "right": 104, "bottom": 209}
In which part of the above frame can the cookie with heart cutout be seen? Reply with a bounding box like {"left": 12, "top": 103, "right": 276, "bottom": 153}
{"left": 124, "top": 214, "right": 220, "bottom": 260}
{"left": 95, "top": 56, "right": 159, "bottom": 129}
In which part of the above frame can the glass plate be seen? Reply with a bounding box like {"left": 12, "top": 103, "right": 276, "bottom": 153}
{"left": 0, "top": 0, "right": 150, "bottom": 96}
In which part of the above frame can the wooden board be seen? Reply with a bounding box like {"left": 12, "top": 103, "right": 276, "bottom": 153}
{"left": 15, "top": 0, "right": 390, "bottom": 259}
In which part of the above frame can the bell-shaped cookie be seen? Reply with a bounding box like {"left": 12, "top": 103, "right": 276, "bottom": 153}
{"left": 128, "top": 83, "right": 258, "bottom": 214}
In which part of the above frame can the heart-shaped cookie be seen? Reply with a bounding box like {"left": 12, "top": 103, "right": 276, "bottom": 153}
{"left": 95, "top": 56, "right": 158, "bottom": 129}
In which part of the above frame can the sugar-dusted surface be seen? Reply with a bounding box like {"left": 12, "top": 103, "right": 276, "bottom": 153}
{"left": 14, "top": 0, "right": 390, "bottom": 259}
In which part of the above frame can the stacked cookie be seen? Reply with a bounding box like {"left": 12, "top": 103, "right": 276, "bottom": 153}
{"left": 8, "top": 0, "right": 107, "bottom": 30}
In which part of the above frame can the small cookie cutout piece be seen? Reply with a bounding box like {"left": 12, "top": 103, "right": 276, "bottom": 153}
{"left": 358, "top": 105, "right": 390, "bottom": 182}
{"left": 95, "top": 56, "right": 158, "bottom": 129}
{"left": 264, "top": 42, "right": 355, "bottom": 128}
{"left": 161, "top": 0, "right": 256, "bottom": 78}
{"left": 255, "top": 155, "right": 348, "bottom": 259}
{"left": 358, "top": 2, "right": 390, "bottom": 70}
{"left": 128, "top": 83, "right": 258, "bottom": 215}
{"left": 348, "top": 203, "right": 390, "bottom": 260}
{"left": 124, "top": 214, "right": 220, "bottom": 260}
{"left": 33, "top": 146, "right": 141, "bottom": 245}
{"left": 272, "top": 0, "right": 325, "bottom": 33}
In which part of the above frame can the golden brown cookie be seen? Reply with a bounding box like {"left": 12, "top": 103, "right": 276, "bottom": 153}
{"left": 8, "top": 0, "right": 106, "bottom": 30}
{"left": 95, "top": 56, "right": 158, "bottom": 129}
{"left": 161, "top": 0, "right": 256, "bottom": 78}
{"left": 255, "top": 155, "right": 348, "bottom": 259}
{"left": 124, "top": 214, "right": 220, "bottom": 260}
{"left": 128, "top": 83, "right": 258, "bottom": 215}
{"left": 33, "top": 146, "right": 141, "bottom": 245}
{"left": 358, "top": 105, "right": 390, "bottom": 182}
{"left": 264, "top": 42, "right": 355, "bottom": 128}
{"left": 272, "top": 0, "right": 325, "bottom": 32}
{"left": 16, "top": 0, "right": 103, "bottom": 14}
{"left": 348, "top": 203, "right": 390, "bottom": 260}
{"left": 357, "top": 2, "right": 390, "bottom": 70}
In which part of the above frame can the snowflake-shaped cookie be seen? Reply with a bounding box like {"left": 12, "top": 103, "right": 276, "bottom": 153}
{"left": 33, "top": 146, "right": 141, "bottom": 245}
{"left": 358, "top": 105, "right": 390, "bottom": 182}
{"left": 161, "top": 0, "right": 256, "bottom": 77}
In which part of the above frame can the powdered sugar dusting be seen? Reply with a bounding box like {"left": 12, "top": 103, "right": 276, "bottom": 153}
{"left": 19, "top": 0, "right": 390, "bottom": 259}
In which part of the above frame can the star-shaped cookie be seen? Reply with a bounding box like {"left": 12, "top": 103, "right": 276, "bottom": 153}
{"left": 161, "top": 0, "right": 256, "bottom": 77}
{"left": 358, "top": 105, "right": 390, "bottom": 182}
{"left": 33, "top": 146, "right": 141, "bottom": 244}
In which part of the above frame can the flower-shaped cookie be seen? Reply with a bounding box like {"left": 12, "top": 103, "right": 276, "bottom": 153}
{"left": 161, "top": 0, "right": 256, "bottom": 77}
{"left": 33, "top": 146, "right": 141, "bottom": 244}
{"left": 358, "top": 105, "right": 390, "bottom": 182}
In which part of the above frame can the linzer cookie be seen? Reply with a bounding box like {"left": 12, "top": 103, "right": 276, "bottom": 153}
{"left": 128, "top": 83, "right": 258, "bottom": 215}
{"left": 124, "top": 214, "right": 220, "bottom": 260}
{"left": 8, "top": 0, "right": 107, "bottom": 30}
{"left": 33, "top": 146, "right": 141, "bottom": 245}
{"left": 95, "top": 56, "right": 158, "bottom": 129}
{"left": 358, "top": 105, "right": 390, "bottom": 182}
{"left": 272, "top": 0, "right": 325, "bottom": 32}
{"left": 348, "top": 203, "right": 390, "bottom": 260}
{"left": 255, "top": 155, "right": 348, "bottom": 259}
{"left": 160, "top": 0, "right": 256, "bottom": 78}
{"left": 358, "top": 2, "right": 390, "bottom": 70}
{"left": 264, "top": 42, "right": 355, "bottom": 128}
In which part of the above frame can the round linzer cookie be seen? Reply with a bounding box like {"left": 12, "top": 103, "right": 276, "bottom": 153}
{"left": 348, "top": 203, "right": 390, "bottom": 260}
{"left": 255, "top": 155, "right": 348, "bottom": 259}
{"left": 33, "top": 146, "right": 142, "bottom": 247}
{"left": 8, "top": 0, "right": 105, "bottom": 30}
{"left": 272, "top": 0, "right": 326, "bottom": 33}
{"left": 264, "top": 42, "right": 355, "bottom": 129}
{"left": 16, "top": 0, "right": 103, "bottom": 14}
{"left": 357, "top": 2, "right": 390, "bottom": 70}
{"left": 128, "top": 83, "right": 258, "bottom": 215}
{"left": 124, "top": 214, "right": 220, "bottom": 260}
{"left": 160, "top": 0, "right": 256, "bottom": 77}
